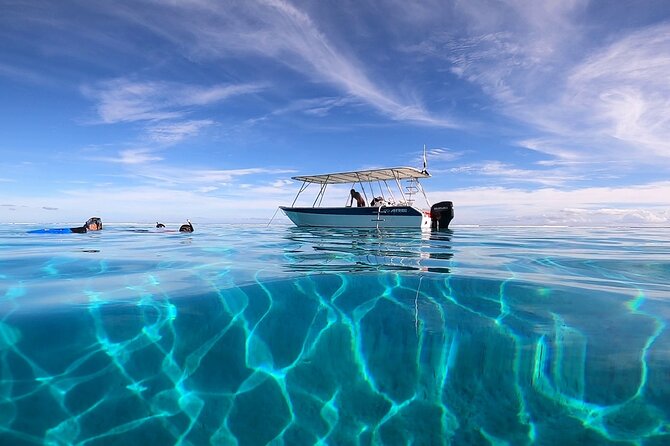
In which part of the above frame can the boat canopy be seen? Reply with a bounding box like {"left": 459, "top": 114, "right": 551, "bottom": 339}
{"left": 292, "top": 167, "right": 430, "bottom": 184}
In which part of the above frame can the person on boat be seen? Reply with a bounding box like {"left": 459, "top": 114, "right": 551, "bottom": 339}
{"left": 349, "top": 189, "right": 366, "bottom": 207}
{"left": 29, "top": 217, "right": 103, "bottom": 234}
{"left": 179, "top": 220, "right": 194, "bottom": 233}
{"left": 370, "top": 196, "right": 385, "bottom": 207}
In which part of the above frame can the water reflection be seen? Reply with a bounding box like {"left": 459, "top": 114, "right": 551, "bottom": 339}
{"left": 281, "top": 227, "right": 453, "bottom": 274}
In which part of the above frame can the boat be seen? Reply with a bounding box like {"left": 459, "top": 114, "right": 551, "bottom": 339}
{"left": 280, "top": 166, "right": 453, "bottom": 229}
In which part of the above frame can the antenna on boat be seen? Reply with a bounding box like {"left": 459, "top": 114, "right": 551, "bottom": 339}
{"left": 422, "top": 144, "right": 428, "bottom": 175}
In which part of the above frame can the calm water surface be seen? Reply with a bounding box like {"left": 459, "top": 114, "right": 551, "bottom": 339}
{"left": 0, "top": 224, "right": 669, "bottom": 445}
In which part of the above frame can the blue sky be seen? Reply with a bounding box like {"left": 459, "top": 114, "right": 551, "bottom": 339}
{"left": 1, "top": 0, "right": 670, "bottom": 225}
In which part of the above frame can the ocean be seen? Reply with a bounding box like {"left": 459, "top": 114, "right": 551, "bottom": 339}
{"left": 0, "top": 224, "right": 669, "bottom": 445}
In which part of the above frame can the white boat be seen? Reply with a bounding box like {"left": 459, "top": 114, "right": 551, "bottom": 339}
{"left": 280, "top": 166, "right": 453, "bottom": 230}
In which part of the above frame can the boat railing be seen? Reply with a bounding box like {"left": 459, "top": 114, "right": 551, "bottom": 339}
{"left": 404, "top": 178, "right": 421, "bottom": 205}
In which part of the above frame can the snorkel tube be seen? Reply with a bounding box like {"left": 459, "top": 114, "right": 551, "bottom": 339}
{"left": 179, "top": 219, "right": 194, "bottom": 233}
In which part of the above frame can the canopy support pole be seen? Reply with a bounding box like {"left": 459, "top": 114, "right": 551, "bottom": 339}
{"left": 290, "top": 181, "right": 309, "bottom": 207}
{"left": 355, "top": 174, "right": 369, "bottom": 204}
{"left": 312, "top": 182, "right": 327, "bottom": 207}
{"left": 394, "top": 172, "right": 407, "bottom": 204}
{"left": 317, "top": 177, "right": 329, "bottom": 207}
{"left": 383, "top": 180, "right": 396, "bottom": 203}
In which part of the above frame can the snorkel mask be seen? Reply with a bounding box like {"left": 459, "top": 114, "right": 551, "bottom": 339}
{"left": 85, "top": 217, "right": 103, "bottom": 231}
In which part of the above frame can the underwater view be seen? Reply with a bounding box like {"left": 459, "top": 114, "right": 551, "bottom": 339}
{"left": 0, "top": 224, "right": 669, "bottom": 445}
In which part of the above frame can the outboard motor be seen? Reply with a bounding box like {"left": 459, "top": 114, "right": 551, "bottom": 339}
{"left": 430, "top": 201, "right": 454, "bottom": 230}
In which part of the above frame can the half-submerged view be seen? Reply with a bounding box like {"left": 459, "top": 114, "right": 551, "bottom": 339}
{"left": 280, "top": 166, "right": 454, "bottom": 230}
{"left": 4, "top": 0, "right": 670, "bottom": 445}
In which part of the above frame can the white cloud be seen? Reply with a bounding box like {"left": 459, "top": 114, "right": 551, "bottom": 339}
{"left": 561, "top": 208, "right": 670, "bottom": 225}
{"left": 292, "top": 97, "right": 358, "bottom": 117}
{"left": 132, "top": 166, "right": 295, "bottom": 186}
{"left": 82, "top": 80, "right": 179, "bottom": 123}
{"left": 3, "top": 179, "right": 669, "bottom": 225}
{"left": 444, "top": 161, "right": 578, "bottom": 186}
{"left": 431, "top": 181, "right": 670, "bottom": 225}
{"left": 12, "top": 184, "right": 299, "bottom": 222}
{"left": 424, "top": 148, "right": 466, "bottom": 164}
{"left": 82, "top": 79, "right": 265, "bottom": 124}
{"left": 242, "top": 96, "right": 360, "bottom": 128}
{"left": 146, "top": 119, "right": 215, "bottom": 144}
{"left": 271, "top": 179, "right": 293, "bottom": 187}
{"left": 517, "top": 138, "right": 584, "bottom": 164}
{"left": 79, "top": 79, "right": 262, "bottom": 152}
{"left": 0, "top": 62, "right": 56, "bottom": 86}
{"left": 89, "top": 148, "right": 164, "bottom": 165}
{"left": 562, "top": 23, "right": 670, "bottom": 160}
{"left": 408, "top": 3, "right": 670, "bottom": 175}
{"left": 183, "top": 83, "right": 265, "bottom": 106}
{"left": 118, "top": 0, "right": 455, "bottom": 127}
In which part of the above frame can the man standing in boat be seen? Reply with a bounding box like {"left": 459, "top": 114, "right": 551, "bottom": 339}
{"left": 349, "top": 188, "right": 366, "bottom": 207}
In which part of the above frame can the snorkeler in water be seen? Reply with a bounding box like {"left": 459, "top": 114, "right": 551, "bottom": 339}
{"left": 28, "top": 217, "right": 103, "bottom": 234}
{"left": 179, "top": 219, "right": 194, "bottom": 233}
{"left": 153, "top": 220, "right": 192, "bottom": 232}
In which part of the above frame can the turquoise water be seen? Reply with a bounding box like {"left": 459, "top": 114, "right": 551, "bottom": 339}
{"left": 1, "top": 224, "right": 669, "bottom": 445}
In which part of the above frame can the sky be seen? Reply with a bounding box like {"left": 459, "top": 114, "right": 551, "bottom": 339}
{"left": 1, "top": 0, "right": 670, "bottom": 226}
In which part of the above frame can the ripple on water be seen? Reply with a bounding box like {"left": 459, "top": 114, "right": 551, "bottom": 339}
{"left": 0, "top": 224, "right": 669, "bottom": 444}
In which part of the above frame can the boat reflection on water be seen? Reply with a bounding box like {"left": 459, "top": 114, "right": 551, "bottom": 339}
{"left": 281, "top": 226, "right": 453, "bottom": 274}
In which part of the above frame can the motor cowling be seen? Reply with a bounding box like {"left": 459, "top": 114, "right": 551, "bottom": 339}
{"left": 430, "top": 201, "right": 454, "bottom": 230}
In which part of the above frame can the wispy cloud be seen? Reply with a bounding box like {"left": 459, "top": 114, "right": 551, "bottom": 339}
{"left": 132, "top": 166, "right": 295, "bottom": 187}
{"left": 409, "top": 147, "right": 466, "bottom": 172}
{"left": 146, "top": 119, "right": 215, "bottom": 144}
{"left": 82, "top": 79, "right": 265, "bottom": 124}
{"left": 271, "top": 179, "right": 293, "bottom": 187}
{"left": 79, "top": 79, "right": 262, "bottom": 159}
{"left": 517, "top": 138, "right": 584, "bottom": 164}
{"left": 108, "top": 0, "right": 456, "bottom": 127}
{"left": 405, "top": 1, "right": 670, "bottom": 178}
{"left": 89, "top": 148, "right": 164, "bottom": 165}
{"left": 5, "top": 0, "right": 458, "bottom": 129}
{"left": 426, "top": 148, "right": 466, "bottom": 163}
{"left": 0, "top": 62, "right": 56, "bottom": 86}
{"left": 242, "top": 96, "right": 360, "bottom": 128}
{"left": 562, "top": 23, "right": 670, "bottom": 160}
{"left": 446, "top": 161, "right": 577, "bottom": 186}
{"left": 409, "top": 0, "right": 583, "bottom": 107}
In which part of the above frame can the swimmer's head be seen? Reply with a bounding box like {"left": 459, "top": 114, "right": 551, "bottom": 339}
{"left": 85, "top": 217, "right": 102, "bottom": 231}
{"left": 179, "top": 219, "right": 193, "bottom": 233}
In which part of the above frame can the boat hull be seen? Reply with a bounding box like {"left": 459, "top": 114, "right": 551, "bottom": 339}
{"left": 280, "top": 206, "right": 431, "bottom": 229}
